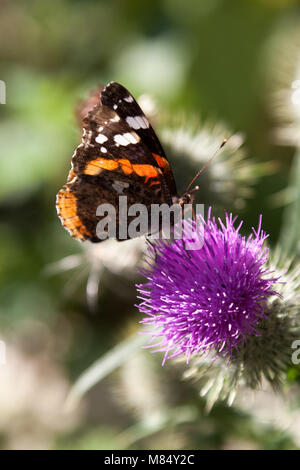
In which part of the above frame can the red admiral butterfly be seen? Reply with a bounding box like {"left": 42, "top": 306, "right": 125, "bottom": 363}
{"left": 56, "top": 82, "right": 225, "bottom": 242}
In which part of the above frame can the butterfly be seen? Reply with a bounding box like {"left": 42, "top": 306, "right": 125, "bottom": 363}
{"left": 56, "top": 82, "right": 225, "bottom": 242}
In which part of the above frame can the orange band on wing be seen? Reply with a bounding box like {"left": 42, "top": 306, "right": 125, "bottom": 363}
{"left": 149, "top": 180, "right": 160, "bottom": 187}
{"left": 56, "top": 189, "right": 91, "bottom": 240}
{"left": 84, "top": 157, "right": 159, "bottom": 184}
{"left": 84, "top": 159, "right": 118, "bottom": 175}
{"left": 152, "top": 153, "right": 169, "bottom": 169}
{"left": 118, "top": 159, "right": 134, "bottom": 175}
{"left": 119, "top": 160, "right": 158, "bottom": 181}
{"left": 132, "top": 164, "right": 159, "bottom": 181}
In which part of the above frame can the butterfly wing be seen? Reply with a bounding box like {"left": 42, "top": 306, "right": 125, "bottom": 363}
{"left": 56, "top": 84, "right": 176, "bottom": 242}
{"left": 100, "top": 82, "right": 177, "bottom": 198}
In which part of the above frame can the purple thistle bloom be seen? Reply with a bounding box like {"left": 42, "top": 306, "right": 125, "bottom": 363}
{"left": 137, "top": 210, "right": 281, "bottom": 364}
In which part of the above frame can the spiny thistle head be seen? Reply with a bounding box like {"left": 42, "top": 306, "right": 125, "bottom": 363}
{"left": 46, "top": 238, "right": 146, "bottom": 312}
{"left": 266, "top": 22, "right": 300, "bottom": 146}
{"left": 184, "top": 256, "right": 300, "bottom": 409}
{"left": 137, "top": 211, "right": 281, "bottom": 364}
{"left": 158, "top": 117, "right": 272, "bottom": 208}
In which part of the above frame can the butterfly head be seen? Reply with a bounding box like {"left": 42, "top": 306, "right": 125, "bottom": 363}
{"left": 174, "top": 185, "right": 199, "bottom": 207}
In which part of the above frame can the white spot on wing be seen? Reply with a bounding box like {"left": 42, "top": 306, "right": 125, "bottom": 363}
{"left": 141, "top": 116, "right": 150, "bottom": 128}
{"left": 124, "top": 95, "right": 134, "bottom": 103}
{"left": 114, "top": 132, "right": 140, "bottom": 146}
{"left": 114, "top": 134, "right": 128, "bottom": 146}
{"left": 126, "top": 115, "right": 149, "bottom": 129}
{"left": 110, "top": 114, "right": 120, "bottom": 122}
{"left": 101, "top": 146, "right": 107, "bottom": 153}
{"left": 95, "top": 133, "right": 108, "bottom": 144}
{"left": 127, "top": 131, "right": 140, "bottom": 144}
{"left": 113, "top": 104, "right": 118, "bottom": 110}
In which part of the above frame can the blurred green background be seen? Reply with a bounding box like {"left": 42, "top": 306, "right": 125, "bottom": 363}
{"left": 0, "top": 0, "right": 299, "bottom": 450}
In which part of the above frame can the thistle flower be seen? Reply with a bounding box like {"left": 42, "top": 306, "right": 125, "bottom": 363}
{"left": 137, "top": 211, "right": 281, "bottom": 364}
{"left": 184, "top": 253, "right": 300, "bottom": 410}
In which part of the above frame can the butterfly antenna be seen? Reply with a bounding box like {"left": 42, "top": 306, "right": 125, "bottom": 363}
{"left": 185, "top": 139, "right": 227, "bottom": 193}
